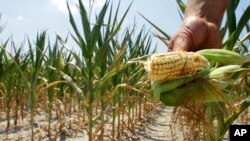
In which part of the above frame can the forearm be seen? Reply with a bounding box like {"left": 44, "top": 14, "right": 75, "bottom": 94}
{"left": 184, "top": 0, "right": 229, "bottom": 26}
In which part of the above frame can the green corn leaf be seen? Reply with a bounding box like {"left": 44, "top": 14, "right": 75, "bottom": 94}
{"left": 0, "top": 38, "right": 10, "bottom": 63}
{"left": 67, "top": 2, "right": 83, "bottom": 43}
{"left": 220, "top": 24, "right": 227, "bottom": 41}
{"left": 103, "top": 3, "right": 113, "bottom": 41}
{"left": 90, "top": 0, "right": 109, "bottom": 47}
{"left": 226, "top": 5, "right": 250, "bottom": 50}
{"left": 57, "top": 35, "right": 89, "bottom": 82}
{"left": 35, "top": 31, "right": 46, "bottom": 70}
{"left": 93, "top": 1, "right": 115, "bottom": 74}
{"left": 105, "top": 2, "right": 132, "bottom": 44}
{"left": 78, "top": 0, "right": 91, "bottom": 43}
{"left": 176, "top": 0, "right": 186, "bottom": 14}
{"left": 96, "top": 62, "right": 127, "bottom": 95}
{"left": 177, "top": 9, "right": 184, "bottom": 20}
{"left": 226, "top": 0, "right": 240, "bottom": 35}
{"left": 111, "top": 0, "right": 121, "bottom": 33}
{"left": 246, "top": 22, "right": 250, "bottom": 32}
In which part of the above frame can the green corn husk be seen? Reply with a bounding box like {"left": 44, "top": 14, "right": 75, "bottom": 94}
{"left": 208, "top": 65, "right": 245, "bottom": 90}
{"left": 159, "top": 78, "right": 228, "bottom": 106}
{"left": 209, "top": 65, "right": 245, "bottom": 80}
{"left": 197, "top": 49, "right": 250, "bottom": 65}
{"left": 151, "top": 69, "right": 210, "bottom": 99}
{"left": 151, "top": 76, "right": 196, "bottom": 100}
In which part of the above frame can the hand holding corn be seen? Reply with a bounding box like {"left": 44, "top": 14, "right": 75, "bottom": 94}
{"left": 168, "top": 0, "right": 228, "bottom": 51}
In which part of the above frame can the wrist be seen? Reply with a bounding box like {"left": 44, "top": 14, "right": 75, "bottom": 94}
{"left": 184, "top": 0, "right": 229, "bottom": 26}
{"left": 183, "top": 16, "right": 219, "bottom": 29}
{"left": 184, "top": 13, "right": 222, "bottom": 27}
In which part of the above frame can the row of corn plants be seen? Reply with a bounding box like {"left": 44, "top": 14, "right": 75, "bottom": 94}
{"left": 142, "top": 0, "right": 250, "bottom": 140}
{"left": 0, "top": 1, "right": 158, "bottom": 141}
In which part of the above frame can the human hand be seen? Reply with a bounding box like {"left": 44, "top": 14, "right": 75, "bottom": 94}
{"left": 168, "top": 16, "right": 222, "bottom": 52}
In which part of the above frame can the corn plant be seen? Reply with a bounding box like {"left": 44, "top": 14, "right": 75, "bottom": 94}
{"left": 1, "top": 42, "right": 14, "bottom": 130}
{"left": 44, "top": 39, "right": 64, "bottom": 137}
{"left": 27, "top": 31, "right": 46, "bottom": 141}
{"left": 0, "top": 40, "right": 27, "bottom": 129}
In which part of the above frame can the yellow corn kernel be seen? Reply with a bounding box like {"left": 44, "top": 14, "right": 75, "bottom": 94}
{"left": 145, "top": 51, "right": 209, "bottom": 82}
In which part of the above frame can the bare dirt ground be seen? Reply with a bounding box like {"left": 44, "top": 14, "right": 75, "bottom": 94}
{"left": 1, "top": 105, "right": 249, "bottom": 141}
{"left": 136, "top": 106, "right": 179, "bottom": 141}
{"left": 0, "top": 105, "right": 177, "bottom": 141}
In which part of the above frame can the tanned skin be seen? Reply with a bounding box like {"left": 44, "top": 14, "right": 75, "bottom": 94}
{"left": 168, "top": 0, "right": 229, "bottom": 51}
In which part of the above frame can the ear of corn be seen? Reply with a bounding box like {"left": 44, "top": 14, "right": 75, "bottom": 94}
{"left": 145, "top": 49, "right": 249, "bottom": 107}
{"left": 145, "top": 51, "right": 210, "bottom": 82}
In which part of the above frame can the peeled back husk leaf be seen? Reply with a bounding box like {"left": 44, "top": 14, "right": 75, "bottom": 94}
{"left": 209, "top": 65, "right": 245, "bottom": 79}
{"left": 151, "top": 75, "right": 196, "bottom": 100}
{"left": 151, "top": 69, "right": 210, "bottom": 100}
{"left": 197, "top": 49, "right": 250, "bottom": 65}
{"left": 159, "top": 78, "right": 231, "bottom": 106}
